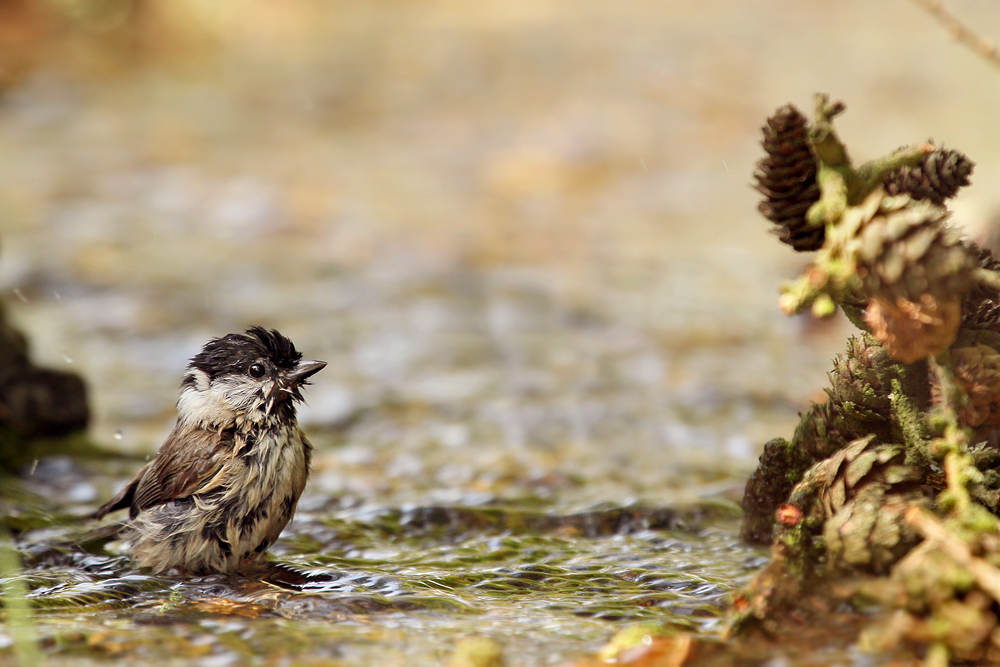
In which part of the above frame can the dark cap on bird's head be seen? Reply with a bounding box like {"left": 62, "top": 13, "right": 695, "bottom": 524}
{"left": 183, "top": 326, "right": 326, "bottom": 405}
{"left": 190, "top": 326, "right": 303, "bottom": 378}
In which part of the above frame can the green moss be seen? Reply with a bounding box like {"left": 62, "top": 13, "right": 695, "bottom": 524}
{"left": 740, "top": 437, "right": 816, "bottom": 544}
{"left": 891, "top": 379, "right": 933, "bottom": 468}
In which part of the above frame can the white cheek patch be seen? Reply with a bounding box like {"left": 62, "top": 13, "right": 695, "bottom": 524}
{"left": 182, "top": 369, "right": 211, "bottom": 392}
{"left": 177, "top": 383, "right": 234, "bottom": 428}
{"left": 220, "top": 376, "right": 266, "bottom": 410}
{"left": 176, "top": 372, "right": 268, "bottom": 428}
{"left": 193, "top": 369, "right": 211, "bottom": 392}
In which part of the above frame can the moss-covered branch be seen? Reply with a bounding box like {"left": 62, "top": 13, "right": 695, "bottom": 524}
{"left": 738, "top": 95, "right": 1000, "bottom": 664}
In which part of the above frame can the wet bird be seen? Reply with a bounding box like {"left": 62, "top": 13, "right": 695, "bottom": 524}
{"left": 93, "top": 326, "right": 326, "bottom": 575}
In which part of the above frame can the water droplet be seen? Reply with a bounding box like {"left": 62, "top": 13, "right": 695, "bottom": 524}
{"left": 114, "top": 430, "right": 123, "bottom": 441}
{"left": 29, "top": 459, "right": 38, "bottom": 475}
{"left": 61, "top": 353, "right": 74, "bottom": 364}
{"left": 11, "top": 288, "right": 27, "bottom": 303}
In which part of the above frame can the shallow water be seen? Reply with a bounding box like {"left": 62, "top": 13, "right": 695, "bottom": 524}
{"left": 12, "top": 499, "right": 755, "bottom": 665}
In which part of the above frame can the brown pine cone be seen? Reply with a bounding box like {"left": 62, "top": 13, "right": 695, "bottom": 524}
{"left": 865, "top": 294, "right": 962, "bottom": 365}
{"left": 840, "top": 191, "right": 975, "bottom": 362}
{"left": 828, "top": 334, "right": 899, "bottom": 414}
{"left": 741, "top": 396, "right": 875, "bottom": 546}
{"left": 795, "top": 437, "right": 929, "bottom": 574}
{"left": 846, "top": 192, "right": 973, "bottom": 304}
{"left": 741, "top": 401, "right": 860, "bottom": 545}
{"left": 961, "top": 241, "right": 1000, "bottom": 333}
{"left": 740, "top": 437, "right": 812, "bottom": 545}
{"left": 753, "top": 104, "right": 823, "bottom": 251}
{"left": 931, "top": 344, "right": 1000, "bottom": 429}
{"left": 882, "top": 146, "right": 974, "bottom": 205}
{"left": 739, "top": 333, "right": 928, "bottom": 546}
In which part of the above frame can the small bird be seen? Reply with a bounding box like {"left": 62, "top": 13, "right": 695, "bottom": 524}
{"left": 93, "top": 326, "right": 326, "bottom": 575}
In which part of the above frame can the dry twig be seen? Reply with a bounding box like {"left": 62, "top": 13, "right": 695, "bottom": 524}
{"left": 910, "top": 0, "right": 1000, "bottom": 69}
{"left": 905, "top": 507, "right": 1000, "bottom": 603}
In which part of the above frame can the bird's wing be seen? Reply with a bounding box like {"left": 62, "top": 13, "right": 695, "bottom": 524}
{"left": 91, "top": 422, "right": 235, "bottom": 520}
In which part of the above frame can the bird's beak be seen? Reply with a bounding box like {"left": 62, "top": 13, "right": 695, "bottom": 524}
{"left": 266, "top": 360, "right": 326, "bottom": 413}
{"left": 286, "top": 360, "right": 327, "bottom": 387}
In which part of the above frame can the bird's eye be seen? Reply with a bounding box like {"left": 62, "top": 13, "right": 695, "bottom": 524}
{"left": 248, "top": 362, "right": 266, "bottom": 379}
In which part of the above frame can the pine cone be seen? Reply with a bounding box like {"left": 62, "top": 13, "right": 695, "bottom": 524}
{"left": 846, "top": 192, "right": 974, "bottom": 304}
{"left": 792, "top": 394, "right": 898, "bottom": 465}
{"left": 961, "top": 241, "right": 1000, "bottom": 333}
{"left": 740, "top": 437, "right": 813, "bottom": 545}
{"left": 741, "top": 398, "right": 879, "bottom": 546}
{"left": 865, "top": 294, "right": 962, "bottom": 364}
{"left": 839, "top": 191, "right": 975, "bottom": 362}
{"left": 741, "top": 400, "right": 864, "bottom": 545}
{"left": 882, "top": 146, "right": 974, "bottom": 205}
{"left": 796, "top": 335, "right": 902, "bottom": 458}
{"left": 816, "top": 437, "right": 930, "bottom": 573}
{"left": 971, "top": 443, "right": 1000, "bottom": 513}
{"left": 772, "top": 437, "right": 930, "bottom": 574}
{"left": 753, "top": 104, "right": 823, "bottom": 252}
{"left": 931, "top": 344, "right": 1000, "bottom": 429}
{"left": 740, "top": 333, "right": 927, "bottom": 546}
{"left": 791, "top": 401, "right": 844, "bottom": 462}
{"left": 827, "top": 334, "right": 899, "bottom": 414}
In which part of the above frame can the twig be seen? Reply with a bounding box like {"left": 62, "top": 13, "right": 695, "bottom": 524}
{"left": 928, "top": 353, "right": 979, "bottom": 512}
{"left": 910, "top": 0, "right": 1000, "bottom": 70}
{"left": 906, "top": 507, "right": 1000, "bottom": 603}
{"left": 975, "top": 267, "right": 1000, "bottom": 292}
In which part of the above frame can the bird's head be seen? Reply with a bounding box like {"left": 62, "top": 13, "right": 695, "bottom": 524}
{"left": 177, "top": 326, "right": 326, "bottom": 428}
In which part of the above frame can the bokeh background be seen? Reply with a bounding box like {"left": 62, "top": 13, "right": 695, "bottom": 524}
{"left": 4, "top": 1, "right": 1000, "bottom": 663}
{"left": 5, "top": 0, "right": 1000, "bottom": 467}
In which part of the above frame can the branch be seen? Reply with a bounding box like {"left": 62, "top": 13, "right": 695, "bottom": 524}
{"left": 906, "top": 507, "right": 1000, "bottom": 603}
{"left": 855, "top": 143, "right": 935, "bottom": 191}
{"left": 975, "top": 267, "right": 1000, "bottom": 292}
{"left": 910, "top": 0, "right": 1000, "bottom": 70}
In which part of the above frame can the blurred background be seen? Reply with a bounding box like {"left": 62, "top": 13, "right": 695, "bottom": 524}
{"left": 8, "top": 1, "right": 1000, "bottom": 664}
{"left": 4, "top": 0, "right": 1000, "bottom": 517}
